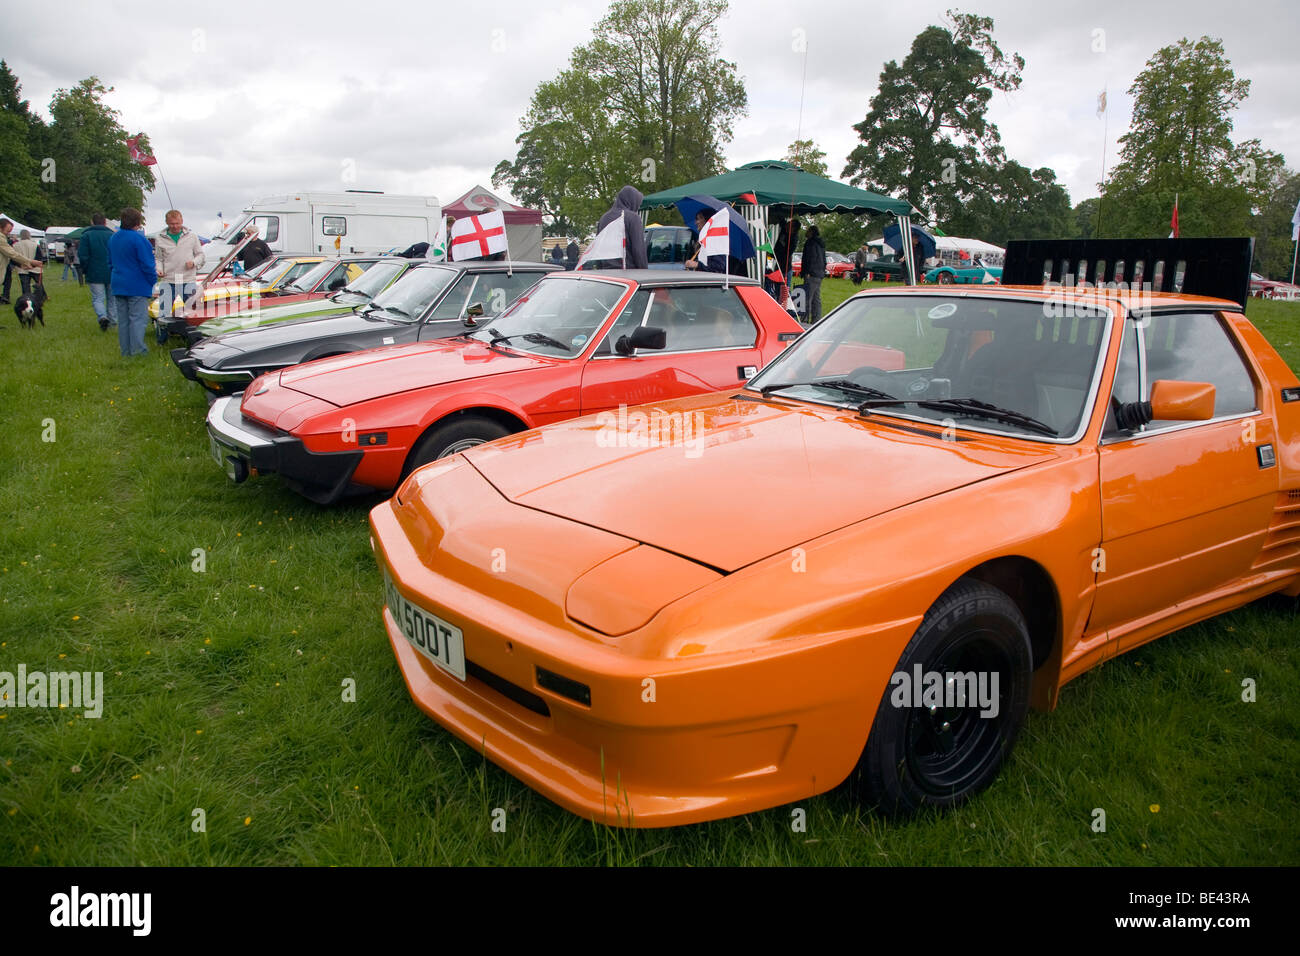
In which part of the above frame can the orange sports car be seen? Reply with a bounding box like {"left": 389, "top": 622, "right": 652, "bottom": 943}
{"left": 370, "top": 238, "right": 1300, "bottom": 827}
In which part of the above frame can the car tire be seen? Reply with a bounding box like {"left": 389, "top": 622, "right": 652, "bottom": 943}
{"left": 403, "top": 415, "right": 513, "bottom": 478}
{"left": 854, "top": 578, "right": 1032, "bottom": 817}
{"left": 937, "top": 272, "right": 955, "bottom": 284}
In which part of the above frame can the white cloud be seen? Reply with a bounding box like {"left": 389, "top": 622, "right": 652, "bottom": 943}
{"left": 3, "top": 0, "right": 1295, "bottom": 234}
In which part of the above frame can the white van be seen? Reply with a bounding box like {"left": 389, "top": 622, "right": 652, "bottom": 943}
{"left": 200, "top": 191, "right": 441, "bottom": 275}
{"left": 45, "top": 226, "right": 77, "bottom": 260}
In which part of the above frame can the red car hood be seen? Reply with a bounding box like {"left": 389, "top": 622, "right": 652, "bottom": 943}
{"left": 277, "top": 339, "right": 555, "bottom": 406}
{"left": 463, "top": 392, "right": 1058, "bottom": 572}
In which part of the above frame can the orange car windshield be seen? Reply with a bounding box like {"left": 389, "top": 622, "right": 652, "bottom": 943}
{"left": 750, "top": 295, "right": 1111, "bottom": 441}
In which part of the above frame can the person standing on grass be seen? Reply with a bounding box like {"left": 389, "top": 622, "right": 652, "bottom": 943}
{"left": 0, "top": 219, "right": 40, "bottom": 303}
{"left": 154, "top": 209, "right": 205, "bottom": 344}
{"left": 801, "top": 224, "right": 827, "bottom": 325}
{"left": 80, "top": 213, "right": 117, "bottom": 331}
{"left": 109, "top": 208, "right": 157, "bottom": 357}
{"left": 13, "top": 230, "right": 40, "bottom": 298}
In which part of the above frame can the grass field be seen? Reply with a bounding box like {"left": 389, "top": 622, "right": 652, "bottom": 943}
{"left": 1, "top": 272, "right": 1298, "bottom": 866}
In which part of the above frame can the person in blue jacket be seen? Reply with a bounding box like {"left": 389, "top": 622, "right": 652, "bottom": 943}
{"left": 109, "top": 208, "right": 158, "bottom": 357}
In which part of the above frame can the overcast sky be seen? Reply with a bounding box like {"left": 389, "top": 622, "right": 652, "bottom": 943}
{"left": 3, "top": 0, "right": 1296, "bottom": 235}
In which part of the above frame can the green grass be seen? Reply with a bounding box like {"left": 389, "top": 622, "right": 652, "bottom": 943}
{"left": 1, "top": 273, "right": 1298, "bottom": 865}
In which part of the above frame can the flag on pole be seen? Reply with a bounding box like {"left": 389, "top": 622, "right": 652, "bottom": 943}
{"left": 1291, "top": 197, "right": 1300, "bottom": 242}
{"left": 1169, "top": 194, "right": 1180, "bottom": 238}
{"left": 450, "top": 210, "right": 507, "bottom": 261}
{"left": 700, "top": 208, "right": 731, "bottom": 288}
{"left": 1096, "top": 91, "right": 1107, "bottom": 119}
{"left": 126, "top": 136, "right": 156, "bottom": 166}
{"left": 428, "top": 217, "right": 448, "bottom": 260}
{"left": 737, "top": 192, "right": 758, "bottom": 204}
{"left": 575, "top": 216, "right": 626, "bottom": 270}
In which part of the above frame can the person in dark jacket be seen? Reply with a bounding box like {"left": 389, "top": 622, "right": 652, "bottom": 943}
{"left": 237, "top": 226, "right": 272, "bottom": 271}
{"left": 591, "top": 185, "right": 648, "bottom": 270}
{"left": 109, "top": 208, "right": 158, "bottom": 357}
{"left": 565, "top": 239, "right": 579, "bottom": 270}
{"left": 773, "top": 217, "right": 800, "bottom": 285}
{"left": 79, "top": 214, "right": 117, "bottom": 330}
{"left": 801, "top": 225, "right": 827, "bottom": 325}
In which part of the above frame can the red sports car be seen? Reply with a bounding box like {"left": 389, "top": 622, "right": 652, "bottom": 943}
{"left": 205, "top": 270, "right": 804, "bottom": 503}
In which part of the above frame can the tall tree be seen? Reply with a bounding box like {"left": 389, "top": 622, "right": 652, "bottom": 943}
{"left": 44, "top": 77, "right": 155, "bottom": 224}
{"left": 1251, "top": 166, "right": 1300, "bottom": 279}
{"left": 842, "top": 10, "right": 1024, "bottom": 225}
{"left": 495, "top": 0, "right": 747, "bottom": 235}
{"left": 1099, "top": 37, "right": 1283, "bottom": 239}
{"left": 784, "top": 139, "right": 828, "bottom": 179}
{"left": 946, "top": 162, "right": 1073, "bottom": 245}
{"left": 0, "top": 60, "right": 51, "bottom": 224}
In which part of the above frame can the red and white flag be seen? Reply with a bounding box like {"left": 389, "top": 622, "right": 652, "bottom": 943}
{"left": 1169, "top": 194, "right": 1180, "bottom": 238}
{"left": 576, "top": 216, "right": 626, "bottom": 270}
{"left": 450, "top": 210, "right": 508, "bottom": 261}
{"left": 700, "top": 208, "right": 731, "bottom": 287}
{"left": 126, "top": 136, "right": 156, "bottom": 166}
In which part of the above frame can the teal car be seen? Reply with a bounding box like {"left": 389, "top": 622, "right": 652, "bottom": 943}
{"left": 924, "top": 261, "right": 1003, "bottom": 285}
{"left": 185, "top": 257, "right": 414, "bottom": 344}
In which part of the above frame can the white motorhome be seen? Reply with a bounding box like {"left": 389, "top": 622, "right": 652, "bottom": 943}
{"left": 200, "top": 191, "right": 441, "bottom": 275}
{"left": 44, "top": 226, "right": 77, "bottom": 260}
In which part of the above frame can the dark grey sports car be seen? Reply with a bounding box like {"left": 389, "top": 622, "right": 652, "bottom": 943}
{"left": 172, "top": 260, "right": 558, "bottom": 396}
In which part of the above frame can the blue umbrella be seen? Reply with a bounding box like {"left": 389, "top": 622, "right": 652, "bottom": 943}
{"left": 882, "top": 223, "right": 936, "bottom": 260}
{"left": 672, "top": 194, "right": 757, "bottom": 259}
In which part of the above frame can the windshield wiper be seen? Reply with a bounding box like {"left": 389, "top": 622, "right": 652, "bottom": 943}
{"left": 489, "top": 330, "right": 570, "bottom": 351}
{"left": 759, "top": 378, "right": 897, "bottom": 402}
{"left": 857, "top": 396, "right": 1058, "bottom": 436}
{"left": 380, "top": 305, "right": 414, "bottom": 320}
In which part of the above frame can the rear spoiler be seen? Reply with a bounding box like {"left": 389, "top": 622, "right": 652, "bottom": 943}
{"left": 1002, "top": 238, "right": 1254, "bottom": 308}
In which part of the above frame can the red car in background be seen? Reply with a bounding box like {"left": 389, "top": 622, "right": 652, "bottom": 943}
{"left": 1250, "top": 272, "right": 1300, "bottom": 300}
{"left": 206, "top": 270, "right": 805, "bottom": 503}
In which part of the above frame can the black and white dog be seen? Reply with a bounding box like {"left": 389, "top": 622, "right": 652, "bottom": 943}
{"left": 14, "top": 280, "right": 47, "bottom": 328}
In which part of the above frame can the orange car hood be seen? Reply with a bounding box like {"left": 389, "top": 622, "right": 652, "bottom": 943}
{"left": 465, "top": 392, "right": 1060, "bottom": 572}
{"left": 277, "top": 339, "right": 553, "bottom": 406}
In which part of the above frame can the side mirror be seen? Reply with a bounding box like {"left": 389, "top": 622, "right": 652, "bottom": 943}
{"left": 1113, "top": 380, "right": 1216, "bottom": 430}
{"left": 466, "top": 302, "right": 485, "bottom": 318}
{"left": 1150, "top": 380, "right": 1216, "bottom": 421}
{"left": 615, "top": 325, "right": 667, "bottom": 355}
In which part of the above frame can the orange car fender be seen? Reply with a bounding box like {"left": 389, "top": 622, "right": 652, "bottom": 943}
{"left": 620, "top": 449, "right": 1102, "bottom": 788}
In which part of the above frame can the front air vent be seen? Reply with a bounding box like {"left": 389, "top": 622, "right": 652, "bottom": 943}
{"left": 466, "top": 660, "right": 551, "bottom": 717}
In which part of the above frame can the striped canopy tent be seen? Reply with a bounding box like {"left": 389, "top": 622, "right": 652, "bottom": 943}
{"left": 640, "top": 160, "right": 924, "bottom": 281}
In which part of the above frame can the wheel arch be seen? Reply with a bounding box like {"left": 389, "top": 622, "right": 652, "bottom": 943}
{"left": 950, "top": 556, "right": 1060, "bottom": 675}
{"left": 402, "top": 404, "right": 532, "bottom": 475}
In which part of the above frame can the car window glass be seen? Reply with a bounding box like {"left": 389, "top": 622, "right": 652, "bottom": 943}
{"left": 371, "top": 266, "right": 458, "bottom": 323}
{"left": 595, "top": 289, "right": 651, "bottom": 355}
{"left": 278, "top": 261, "right": 318, "bottom": 286}
{"left": 468, "top": 271, "right": 544, "bottom": 318}
{"left": 343, "top": 260, "right": 402, "bottom": 296}
{"left": 1102, "top": 321, "right": 1141, "bottom": 437}
{"left": 428, "top": 274, "right": 475, "bottom": 320}
{"left": 749, "top": 296, "right": 1108, "bottom": 439}
{"left": 652, "top": 287, "right": 758, "bottom": 352}
{"left": 252, "top": 215, "right": 278, "bottom": 243}
{"left": 1142, "top": 312, "right": 1257, "bottom": 427}
{"left": 470, "top": 277, "right": 624, "bottom": 357}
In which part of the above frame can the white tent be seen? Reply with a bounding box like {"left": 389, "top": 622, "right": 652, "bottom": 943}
{"left": 0, "top": 213, "right": 44, "bottom": 238}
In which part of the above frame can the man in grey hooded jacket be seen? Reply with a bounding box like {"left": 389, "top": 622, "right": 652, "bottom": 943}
{"left": 589, "top": 185, "right": 649, "bottom": 270}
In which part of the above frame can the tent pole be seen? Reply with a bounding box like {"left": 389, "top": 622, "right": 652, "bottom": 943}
{"left": 898, "top": 215, "right": 915, "bottom": 285}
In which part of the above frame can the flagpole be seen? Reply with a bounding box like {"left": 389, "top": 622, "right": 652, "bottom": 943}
{"left": 155, "top": 166, "right": 175, "bottom": 211}
{"left": 1291, "top": 240, "right": 1297, "bottom": 286}
{"left": 1096, "top": 87, "right": 1108, "bottom": 238}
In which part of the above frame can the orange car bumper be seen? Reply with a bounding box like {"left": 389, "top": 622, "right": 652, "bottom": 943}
{"left": 373, "top": 505, "right": 919, "bottom": 828}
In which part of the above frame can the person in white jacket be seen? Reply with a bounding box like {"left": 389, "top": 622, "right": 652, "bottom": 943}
{"left": 153, "top": 209, "right": 205, "bottom": 343}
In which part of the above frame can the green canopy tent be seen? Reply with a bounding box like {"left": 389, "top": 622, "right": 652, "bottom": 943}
{"left": 640, "top": 159, "right": 924, "bottom": 283}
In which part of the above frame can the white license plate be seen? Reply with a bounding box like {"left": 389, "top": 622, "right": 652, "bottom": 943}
{"left": 384, "top": 570, "right": 466, "bottom": 681}
{"left": 210, "top": 435, "right": 224, "bottom": 467}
